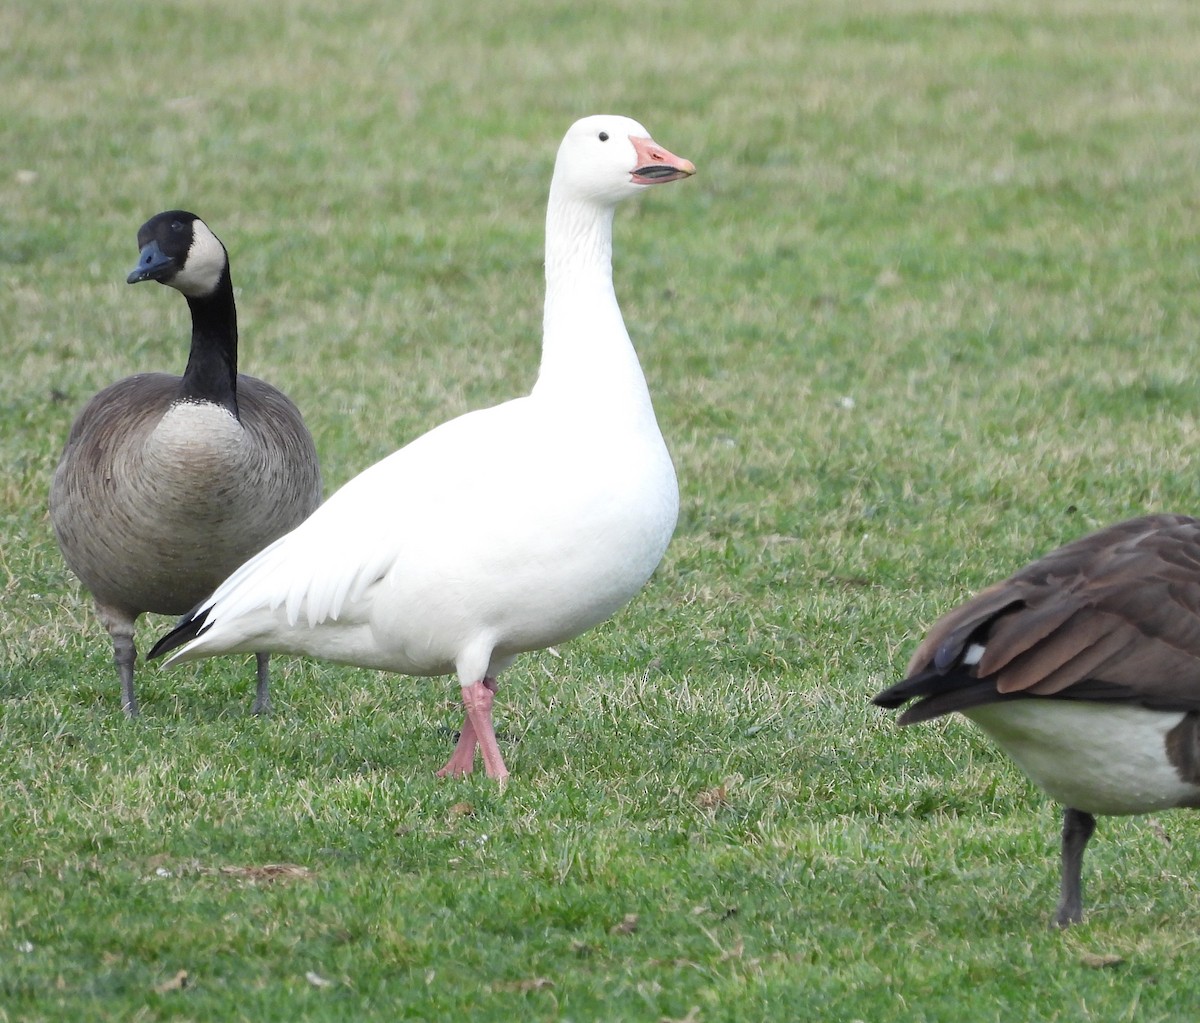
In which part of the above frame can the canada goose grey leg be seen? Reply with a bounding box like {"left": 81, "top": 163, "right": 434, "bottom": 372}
{"left": 1054, "top": 807, "right": 1096, "bottom": 927}
{"left": 113, "top": 632, "right": 138, "bottom": 718}
{"left": 95, "top": 603, "right": 139, "bottom": 717}
{"left": 252, "top": 652, "right": 271, "bottom": 716}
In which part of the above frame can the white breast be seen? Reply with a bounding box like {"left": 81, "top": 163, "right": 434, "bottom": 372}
{"left": 151, "top": 399, "right": 243, "bottom": 458}
{"left": 966, "top": 701, "right": 1199, "bottom": 815}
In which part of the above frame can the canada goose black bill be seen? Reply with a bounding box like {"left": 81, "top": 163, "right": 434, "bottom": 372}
{"left": 127, "top": 237, "right": 178, "bottom": 284}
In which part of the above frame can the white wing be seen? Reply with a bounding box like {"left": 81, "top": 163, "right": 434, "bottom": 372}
{"left": 191, "top": 398, "right": 529, "bottom": 633}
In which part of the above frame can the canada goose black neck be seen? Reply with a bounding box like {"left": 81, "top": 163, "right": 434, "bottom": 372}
{"left": 178, "top": 266, "right": 239, "bottom": 415}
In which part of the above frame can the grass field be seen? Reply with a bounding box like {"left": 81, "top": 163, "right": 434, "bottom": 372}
{"left": 6, "top": 0, "right": 1200, "bottom": 1019}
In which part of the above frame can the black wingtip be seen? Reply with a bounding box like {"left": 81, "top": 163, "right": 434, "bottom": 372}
{"left": 147, "top": 605, "right": 211, "bottom": 660}
{"left": 871, "top": 664, "right": 955, "bottom": 721}
{"left": 871, "top": 666, "right": 937, "bottom": 710}
{"left": 871, "top": 685, "right": 910, "bottom": 710}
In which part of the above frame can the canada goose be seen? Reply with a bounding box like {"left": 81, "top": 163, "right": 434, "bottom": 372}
{"left": 147, "top": 116, "right": 696, "bottom": 781}
{"left": 50, "top": 211, "right": 322, "bottom": 717}
{"left": 874, "top": 513, "right": 1200, "bottom": 925}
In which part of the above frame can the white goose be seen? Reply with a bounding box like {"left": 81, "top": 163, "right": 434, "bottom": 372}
{"left": 149, "top": 115, "right": 695, "bottom": 781}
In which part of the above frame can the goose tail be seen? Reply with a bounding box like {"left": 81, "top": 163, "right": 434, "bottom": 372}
{"left": 147, "top": 604, "right": 212, "bottom": 661}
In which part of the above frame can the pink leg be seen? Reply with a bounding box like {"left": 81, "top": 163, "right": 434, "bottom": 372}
{"left": 437, "top": 713, "right": 479, "bottom": 777}
{"left": 436, "top": 678, "right": 507, "bottom": 781}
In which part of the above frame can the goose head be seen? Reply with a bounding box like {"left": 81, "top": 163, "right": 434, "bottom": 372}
{"left": 551, "top": 115, "right": 695, "bottom": 206}
{"left": 127, "top": 210, "right": 228, "bottom": 298}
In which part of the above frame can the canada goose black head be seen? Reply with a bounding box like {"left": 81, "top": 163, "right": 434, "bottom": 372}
{"left": 127, "top": 210, "right": 228, "bottom": 299}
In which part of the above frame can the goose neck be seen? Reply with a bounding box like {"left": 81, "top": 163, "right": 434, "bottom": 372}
{"left": 543, "top": 189, "right": 617, "bottom": 299}
{"left": 533, "top": 186, "right": 660, "bottom": 423}
{"left": 179, "top": 272, "right": 239, "bottom": 415}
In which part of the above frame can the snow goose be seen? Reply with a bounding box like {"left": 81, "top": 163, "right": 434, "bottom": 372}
{"left": 50, "top": 211, "right": 322, "bottom": 717}
{"left": 874, "top": 514, "right": 1200, "bottom": 925}
{"left": 148, "top": 116, "right": 696, "bottom": 781}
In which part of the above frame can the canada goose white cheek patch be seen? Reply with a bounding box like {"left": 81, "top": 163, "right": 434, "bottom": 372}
{"left": 171, "top": 219, "right": 226, "bottom": 297}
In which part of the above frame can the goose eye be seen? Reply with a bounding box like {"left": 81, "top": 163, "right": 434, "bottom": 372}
{"left": 598, "top": 131, "right": 609, "bottom": 142}
{"left": 171, "top": 220, "right": 184, "bottom": 232}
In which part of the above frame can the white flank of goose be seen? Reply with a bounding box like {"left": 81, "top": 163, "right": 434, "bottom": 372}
{"left": 874, "top": 514, "right": 1200, "bottom": 925}
{"left": 50, "top": 211, "right": 322, "bottom": 717}
{"left": 148, "top": 116, "right": 696, "bottom": 782}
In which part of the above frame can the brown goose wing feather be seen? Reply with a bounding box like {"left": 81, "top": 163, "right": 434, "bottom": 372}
{"left": 979, "top": 596, "right": 1088, "bottom": 679}
{"left": 1018, "top": 619, "right": 1135, "bottom": 695}
{"left": 905, "top": 580, "right": 1019, "bottom": 675}
{"left": 880, "top": 514, "right": 1200, "bottom": 720}
{"left": 991, "top": 607, "right": 1111, "bottom": 693}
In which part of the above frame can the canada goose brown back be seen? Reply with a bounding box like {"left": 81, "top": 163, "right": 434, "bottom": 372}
{"left": 50, "top": 211, "right": 321, "bottom": 717}
{"left": 874, "top": 513, "right": 1200, "bottom": 925}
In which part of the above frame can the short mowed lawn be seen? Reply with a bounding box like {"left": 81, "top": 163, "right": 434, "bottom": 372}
{"left": 5, "top": 1, "right": 1200, "bottom": 1020}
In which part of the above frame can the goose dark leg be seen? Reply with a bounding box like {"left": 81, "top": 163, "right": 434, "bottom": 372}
{"left": 1054, "top": 807, "right": 1096, "bottom": 927}
{"left": 97, "top": 604, "right": 139, "bottom": 718}
{"left": 252, "top": 653, "right": 271, "bottom": 716}
{"left": 113, "top": 633, "right": 138, "bottom": 718}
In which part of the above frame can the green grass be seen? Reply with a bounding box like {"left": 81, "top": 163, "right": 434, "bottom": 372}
{"left": 6, "top": 0, "right": 1200, "bottom": 1018}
